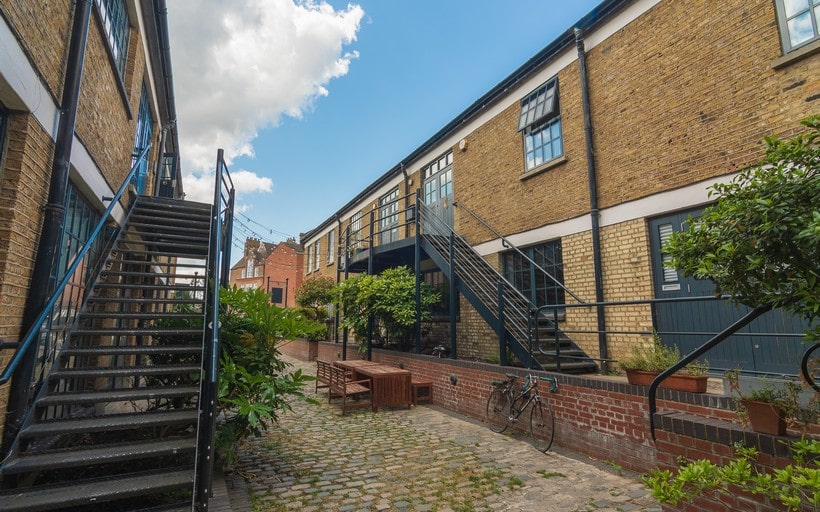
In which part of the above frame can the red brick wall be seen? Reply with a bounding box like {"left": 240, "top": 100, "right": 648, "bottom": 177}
{"left": 264, "top": 243, "right": 303, "bottom": 308}
{"left": 278, "top": 340, "right": 816, "bottom": 511}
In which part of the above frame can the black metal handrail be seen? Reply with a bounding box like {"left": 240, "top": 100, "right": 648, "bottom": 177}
{"left": 194, "top": 148, "right": 234, "bottom": 509}
{"left": 0, "top": 145, "right": 150, "bottom": 387}
{"left": 453, "top": 199, "right": 586, "bottom": 304}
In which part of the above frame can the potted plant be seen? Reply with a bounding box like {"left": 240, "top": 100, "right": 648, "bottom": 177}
{"left": 726, "top": 370, "right": 816, "bottom": 436}
{"left": 619, "top": 333, "right": 710, "bottom": 393}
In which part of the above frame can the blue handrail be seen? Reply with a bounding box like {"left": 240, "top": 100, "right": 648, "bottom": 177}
{"left": 0, "top": 144, "right": 150, "bottom": 385}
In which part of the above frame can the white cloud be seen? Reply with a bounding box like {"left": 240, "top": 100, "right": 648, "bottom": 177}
{"left": 183, "top": 168, "right": 273, "bottom": 204}
{"left": 167, "top": 0, "right": 364, "bottom": 192}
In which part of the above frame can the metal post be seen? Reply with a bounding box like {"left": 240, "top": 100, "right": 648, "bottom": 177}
{"left": 498, "top": 281, "right": 507, "bottom": 366}
{"left": 415, "top": 191, "right": 422, "bottom": 353}
{"left": 553, "top": 305, "right": 561, "bottom": 373}
{"left": 366, "top": 211, "right": 375, "bottom": 361}
{"left": 284, "top": 278, "right": 289, "bottom": 307}
{"left": 448, "top": 233, "right": 456, "bottom": 359}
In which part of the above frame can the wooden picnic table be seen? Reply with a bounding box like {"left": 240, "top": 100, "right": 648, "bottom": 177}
{"left": 335, "top": 360, "right": 412, "bottom": 412}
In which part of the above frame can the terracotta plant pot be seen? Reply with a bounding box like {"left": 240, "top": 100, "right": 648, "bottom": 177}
{"left": 741, "top": 399, "right": 787, "bottom": 436}
{"left": 625, "top": 369, "right": 709, "bottom": 393}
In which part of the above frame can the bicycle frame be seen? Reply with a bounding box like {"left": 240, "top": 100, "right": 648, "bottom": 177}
{"left": 505, "top": 374, "right": 556, "bottom": 420}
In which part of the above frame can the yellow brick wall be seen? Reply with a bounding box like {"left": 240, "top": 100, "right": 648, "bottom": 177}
{"left": 0, "top": 0, "right": 72, "bottom": 99}
{"left": 453, "top": 66, "right": 590, "bottom": 246}
{"left": 588, "top": 0, "right": 819, "bottom": 208}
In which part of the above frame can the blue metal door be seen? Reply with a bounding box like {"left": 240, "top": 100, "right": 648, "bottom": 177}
{"left": 649, "top": 210, "right": 807, "bottom": 375}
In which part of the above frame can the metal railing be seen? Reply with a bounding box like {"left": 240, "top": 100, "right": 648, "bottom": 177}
{"left": 0, "top": 145, "right": 149, "bottom": 388}
{"left": 194, "top": 148, "right": 234, "bottom": 510}
{"left": 0, "top": 145, "right": 150, "bottom": 457}
{"left": 453, "top": 200, "right": 586, "bottom": 304}
{"left": 416, "top": 196, "right": 546, "bottom": 368}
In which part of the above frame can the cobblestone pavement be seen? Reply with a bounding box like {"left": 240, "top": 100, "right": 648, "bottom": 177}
{"left": 233, "top": 355, "right": 661, "bottom": 512}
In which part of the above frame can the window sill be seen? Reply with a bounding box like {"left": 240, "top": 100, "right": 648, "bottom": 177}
{"left": 772, "top": 39, "right": 820, "bottom": 69}
{"left": 519, "top": 155, "right": 568, "bottom": 181}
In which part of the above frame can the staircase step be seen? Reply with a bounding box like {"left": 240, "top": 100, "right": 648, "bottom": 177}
{"left": 115, "top": 249, "right": 209, "bottom": 258}
{"left": 94, "top": 282, "right": 204, "bottom": 291}
{"left": 113, "top": 258, "right": 207, "bottom": 268}
{"left": 49, "top": 365, "right": 200, "bottom": 379}
{"left": 0, "top": 468, "right": 193, "bottom": 511}
{"left": 72, "top": 328, "right": 202, "bottom": 336}
{"left": 36, "top": 386, "right": 200, "bottom": 407}
{"left": 1, "top": 437, "right": 196, "bottom": 475}
{"left": 128, "top": 229, "right": 210, "bottom": 242}
{"left": 20, "top": 410, "right": 198, "bottom": 439}
{"left": 100, "top": 270, "right": 204, "bottom": 280}
{"left": 82, "top": 312, "right": 203, "bottom": 320}
{"left": 86, "top": 297, "right": 204, "bottom": 305}
{"left": 61, "top": 345, "right": 201, "bottom": 356}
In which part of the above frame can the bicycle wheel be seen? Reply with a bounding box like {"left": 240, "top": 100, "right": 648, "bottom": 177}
{"left": 485, "top": 388, "right": 512, "bottom": 433}
{"left": 529, "top": 397, "right": 555, "bottom": 452}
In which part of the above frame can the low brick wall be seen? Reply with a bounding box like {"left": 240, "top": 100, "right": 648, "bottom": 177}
{"left": 279, "top": 339, "right": 816, "bottom": 511}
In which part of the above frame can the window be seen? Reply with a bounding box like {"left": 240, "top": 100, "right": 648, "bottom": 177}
{"left": 776, "top": 0, "right": 820, "bottom": 51}
{"left": 327, "top": 229, "right": 335, "bottom": 264}
{"left": 423, "top": 270, "right": 457, "bottom": 318}
{"left": 314, "top": 240, "right": 321, "bottom": 271}
{"left": 0, "top": 104, "right": 7, "bottom": 184}
{"left": 307, "top": 245, "right": 313, "bottom": 273}
{"left": 502, "top": 240, "right": 565, "bottom": 309}
{"left": 657, "top": 223, "right": 679, "bottom": 286}
{"left": 246, "top": 260, "right": 254, "bottom": 279}
{"left": 241, "top": 269, "right": 246, "bottom": 279}
{"left": 131, "top": 85, "right": 153, "bottom": 194}
{"left": 518, "top": 79, "right": 562, "bottom": 172}
{"left": 379, "top": 187, "right": 399, "bottom": 244}
{"left": 95, "top": 0, "right": 130, "bottom": 79}
{"left": 423, "top": 151, "right": 453, "bottom": 205}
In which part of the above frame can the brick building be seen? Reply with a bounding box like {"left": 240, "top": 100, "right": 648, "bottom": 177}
{"left": 0, "top": 1, "right": 182, "bottom": 421}
{"left": 229, "top": 237, "right": 304, "bottom": 308}
{"left": 301, "top": 0, "right": 818, "bottom": 375}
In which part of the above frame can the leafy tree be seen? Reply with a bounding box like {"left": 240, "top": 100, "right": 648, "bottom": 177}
{"left": 296, "top": 277, "right": 336, "bottom": 321}
{"left": 216, "top": 285, "right": 318, "bottom": 466}
{"left": 335, "top": 266, "right": 441, "bottom": 348}
{"left": 665, "top": 116, "right": 819, "bottom": 342}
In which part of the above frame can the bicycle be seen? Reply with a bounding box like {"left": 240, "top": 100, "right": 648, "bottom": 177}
{"left": 485, "top": 372, "right": 558, "bottom": 452}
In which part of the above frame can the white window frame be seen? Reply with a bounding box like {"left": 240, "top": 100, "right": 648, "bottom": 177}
{"left": 327, "top": 229, "right": 335, "bottom": 264}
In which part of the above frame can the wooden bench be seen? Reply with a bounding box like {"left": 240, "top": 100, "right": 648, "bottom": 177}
{"left": 315, "top": 359, "right": 333, "bottom": 393}
{"left": 328, "top": 364, "right": 371, "bottom": 415}
{"left": 411, "top": 378, "right": 432, "bottom": 405}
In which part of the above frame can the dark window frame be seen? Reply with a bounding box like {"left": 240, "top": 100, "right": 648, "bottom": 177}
{"left": 518, "top": 78, "right": 563, "bottom": 172}
{"left": 502, "top": 240, "right": 565, "bottom": 310}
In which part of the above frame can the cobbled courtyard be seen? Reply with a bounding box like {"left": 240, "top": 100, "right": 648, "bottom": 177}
{"left": 233, "top": 355, "right": 661, "bottom": 512}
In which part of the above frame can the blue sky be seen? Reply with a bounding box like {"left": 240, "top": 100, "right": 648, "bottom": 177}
{"left": 167, "top": 1, "right": 603, "bottom": 259}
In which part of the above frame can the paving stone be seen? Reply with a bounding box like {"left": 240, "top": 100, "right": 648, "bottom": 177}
{"left": 231, "top": 354, "right": 660, "bottom": 512}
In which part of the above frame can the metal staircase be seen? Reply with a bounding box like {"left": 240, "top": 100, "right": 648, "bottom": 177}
{"left": 417, "top": 199, "right": 597, "bottom": 373}
{"left": 0, "top": 196, "right": 213, "bottom": 511}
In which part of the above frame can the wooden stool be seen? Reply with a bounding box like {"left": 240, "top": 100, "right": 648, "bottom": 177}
{"left": 410, "top": 379, "right": 432, "bottom": 405}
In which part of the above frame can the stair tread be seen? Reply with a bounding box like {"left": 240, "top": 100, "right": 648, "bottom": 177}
{"left": 2, "top": 437, "right": 196, "bottom": 475}
{"left": 21, "top": 410, "right": 198, "bottom": 438}
{"left": 36, "top": 386, "right": 200, "bottom": 406}
{"left": 72, "top": 328, "right": 203, "bottom": 335}
{"left": 0, "top": 468, "right": 193, "bottom": 511}
{"left": 50, "top": 365, "right": 201, "bottom": 378}
{"left": 61, "top": 345, "right": 201, "bottom": 355}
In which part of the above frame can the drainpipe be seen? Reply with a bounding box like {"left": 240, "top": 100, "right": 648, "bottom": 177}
{"left": 152, "top": 125, "right": 168, "bottom": 195}
{"left": 575, "top": 27, "right": 609, "bottom": 371}
{"left": 3, "top": 0, "right": 93, "bottom": 451}
{"left": 155, "top": 0, "right": 178, "bottom": 197}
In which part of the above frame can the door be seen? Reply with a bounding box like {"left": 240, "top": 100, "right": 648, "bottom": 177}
{"left": 422, "top": 151, "right": 454, "bottom": 235}
{"left": 649, "top": 210, "right": 808, "bottom": 375}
